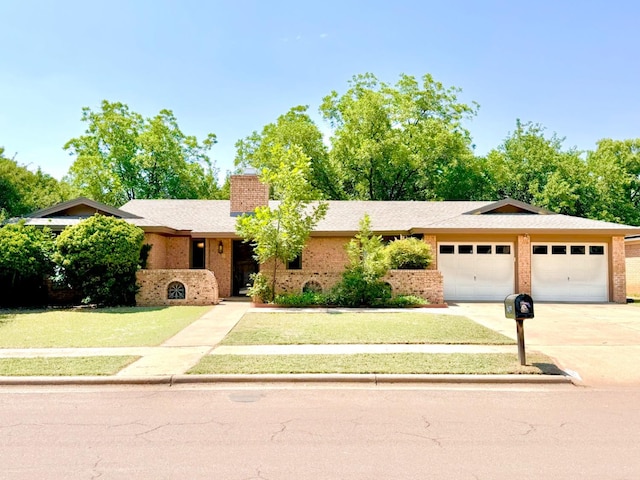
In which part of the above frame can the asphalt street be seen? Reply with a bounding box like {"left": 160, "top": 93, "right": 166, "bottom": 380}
{"left": 2, "top": 384, "right": 639, "bottom": 480}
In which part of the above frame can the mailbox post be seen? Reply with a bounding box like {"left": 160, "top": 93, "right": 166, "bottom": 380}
{"left": 504, "top": 294, "right": 534, "bottom": 365}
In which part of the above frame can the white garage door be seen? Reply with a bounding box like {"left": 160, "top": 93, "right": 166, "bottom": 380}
{"left": 531, "top": 243, "right": 608, "bottom": 302}
{"left": 438, "top": 243, "right": 515, "bottom": 301}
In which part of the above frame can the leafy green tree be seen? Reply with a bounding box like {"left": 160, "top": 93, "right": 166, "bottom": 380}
{"left": 235, "top": 105, "right": 341, "bottom": 199}
{"left": 0, "top": 147, "right": 76, "bottom": 219}
{"left": 483, "top": 120, "right": 597, "bottom": 217}
{"left": 0, "top": 222, "right": 54, "bottom": 306}
{"left": 320, "top": 73, "right": 482, "bottom": 200}
{"left": 53, "top": 215, "right": 145, "bottom": 306}
{"left": 235, "top": 144, "right": 328, "bottom": 302}
{"left": 330, "top": 214, "right": 392, "bottom": 306}
{"left": 587, "top": 138, "right": 640, "bottom": 225}
{"left": 64, "top": 101, "right": 221, "bottom": 206}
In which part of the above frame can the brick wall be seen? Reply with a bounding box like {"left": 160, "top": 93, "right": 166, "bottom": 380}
{"left": 516, "top": 234, "right": 531, "bottom": 294}
{"left": 136, "top": 269, "right": 219, "bottom": 306}
{"left": 612, "top": 236, "right": 627, "bottom": 303}
{"left": 166, "top": 237, "right": 190, "bottom": 269}
{"left": 207, "top": 238, "right": 232, "bottom": 298}
{"left": 230, "top": 174, "right": 269, "bottom": 214}
{"left": 144, "top": 233, "right": 168, "bottom": 269}
{"left": 273, "top": 269, "right": 444, "bottom": 304}
{"left": 423, "top": 235, "right": 437, "bottom": 270}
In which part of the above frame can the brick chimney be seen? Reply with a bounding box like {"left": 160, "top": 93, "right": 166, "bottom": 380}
{"left": 230, "top": 171, "right": 269, "bottom": 215}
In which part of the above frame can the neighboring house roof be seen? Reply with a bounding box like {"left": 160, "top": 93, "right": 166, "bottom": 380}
{"left": 29, "top": 197, "right": 140, "bottom": 219}
{"left": 14, "top": 197, "right": 147, "bottom": 232}
{"left": 118, "top": 198, "right": 640, "bottom": 237}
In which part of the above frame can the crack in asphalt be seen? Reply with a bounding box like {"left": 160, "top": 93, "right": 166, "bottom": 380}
{"left": 90, "top": 457, "right": 103, "bottom": 479}
{"left": 270, "top": 419, "right": 293, "bottom": 442}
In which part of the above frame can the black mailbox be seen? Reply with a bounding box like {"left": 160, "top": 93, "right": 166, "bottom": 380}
{"left": 504, "top": 293, "right": 534, "bottom": 319}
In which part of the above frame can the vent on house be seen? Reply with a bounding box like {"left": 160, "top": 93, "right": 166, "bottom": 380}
{"left": 167, "top": 281, "right": 186, "bottom": 300}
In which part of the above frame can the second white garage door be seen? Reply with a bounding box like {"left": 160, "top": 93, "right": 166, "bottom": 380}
{"left": 531, "top": 243, "right": 608, "bottom": 302}
{"left": 438, "top": 242, "right": 515, "bottom": 301}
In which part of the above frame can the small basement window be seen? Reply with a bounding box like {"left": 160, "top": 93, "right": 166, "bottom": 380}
{"left": 167, "top": 281, "right": 186, "bottom": 300}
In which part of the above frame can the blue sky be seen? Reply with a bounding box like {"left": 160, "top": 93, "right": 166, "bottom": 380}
{"left": 1, "top": 0, "right": 639, "bottom": 181}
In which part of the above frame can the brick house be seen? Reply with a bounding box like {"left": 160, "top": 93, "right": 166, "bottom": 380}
{"left": 23, "top": 173, "right": 640, "bottom": 305}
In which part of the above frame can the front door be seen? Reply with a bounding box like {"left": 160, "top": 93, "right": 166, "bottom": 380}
{"left": 232, "top": 240, "right": 259, "bottom": 296}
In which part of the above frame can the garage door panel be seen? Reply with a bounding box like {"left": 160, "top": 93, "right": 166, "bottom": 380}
{"left": 439, "top": 243, "right": 514, "bottom": 301}
{"left": 531, "top": 243, "right": 608, "bottom": 302}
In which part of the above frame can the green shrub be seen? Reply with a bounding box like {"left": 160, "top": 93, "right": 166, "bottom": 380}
{"left": 386, "top": 237, "right": 432, "bottom": 269}
{"left": 329, "top": 268, "right": 393, "bottom": 307}
{"left": 247, "top": 272, "right": 273, "bottom": 303}
{"left": 274, "top": 291, "right": 329, "bottom": 306}
{"left": 382, "top": 295, "right": 428, "bottom": 307}
{"left": 0, "top": 222, "right": 54, "bottom": 306}
{"left": 53, "top": 215, "right": 144, "bottom": 306}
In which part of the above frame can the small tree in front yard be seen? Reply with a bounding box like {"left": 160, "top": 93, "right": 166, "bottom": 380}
{"left": 330, "top": 214, "right": 392, "bottom": 306}
{"left": 235, "top": 144, "right": 328, "bottom": 302}
{"left": 53, "top": 215, "right": 144, "bottom": 306}
{"left": 0, "top": 222, "right": 54, "bottom": 306}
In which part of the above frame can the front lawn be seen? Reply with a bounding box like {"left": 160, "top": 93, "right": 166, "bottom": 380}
{"left": 0, "top": 306, "right": 212, "bottom": 348}
{"left": 221, "top": 312, "right": 514, "bottom": 345}
{"left": 0, "top": 356, "right": 139, "bottom": 376}
{"left": 188, "top": 352, "right": 560, "bottom": 375}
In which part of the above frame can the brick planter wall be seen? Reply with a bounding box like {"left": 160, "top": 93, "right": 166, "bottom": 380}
{"left": 274, "top": 269, "right": 444, "bottom": 304}
{"left": 136, "top": 269, "right": 219, "bottom": 306}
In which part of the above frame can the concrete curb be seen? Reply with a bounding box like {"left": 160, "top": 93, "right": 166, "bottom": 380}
{"left": 0, "top": 373, "right": 575, "bottom": 386}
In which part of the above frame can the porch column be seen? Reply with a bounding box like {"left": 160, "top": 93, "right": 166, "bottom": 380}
{"left": 423, "top": 235, "right": 437, "bottom": 270}
{"left": 612, "top": 236, "right": 627, "bottom": 304}
{"left": 516, "top": 234, "right": 531, "bottom": 294}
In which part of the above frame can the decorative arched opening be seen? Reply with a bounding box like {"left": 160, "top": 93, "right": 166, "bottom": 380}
{"left": 302, "top": 280, "right": 323, "bottom": 294}
{"left": 167, "top": 281, "right": 186, "bottom": 300}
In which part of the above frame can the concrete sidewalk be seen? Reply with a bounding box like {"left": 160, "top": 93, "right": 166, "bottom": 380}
{"left": 0, "top": 301, "right": 574, "bottom": 386}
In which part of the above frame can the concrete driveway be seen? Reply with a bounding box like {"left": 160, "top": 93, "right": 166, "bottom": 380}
{"left": 450, "top": 302, "right": 640, "bottom": 387}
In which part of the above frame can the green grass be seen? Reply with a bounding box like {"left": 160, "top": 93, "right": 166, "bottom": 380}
{"left": 221, "top": 312, "right": 514, "bottom": 345}
{"left": 0, "top": 306, "right": 212, "bottom": 348}
{"left": 188, "top": 353, "right": 561, "bottom": 375}
{"left": 0, "top": 356, "right": 139, "bottom": 376}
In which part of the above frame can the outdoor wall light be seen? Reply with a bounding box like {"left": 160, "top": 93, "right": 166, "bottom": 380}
{"left": 218, "top": 241, "right": 224, "bottom": 254}
{"left": 196, "top": 241, "right": 205, "bottom": 249}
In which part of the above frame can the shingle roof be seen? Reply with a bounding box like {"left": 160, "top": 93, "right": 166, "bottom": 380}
{"left": 119, "top": 199, "right": 640, "bottom": 236}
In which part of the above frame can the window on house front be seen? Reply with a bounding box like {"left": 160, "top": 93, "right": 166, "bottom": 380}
{"left": 191, "top": 239, "right": 205, "bottom": 269}
{"left": 476, "top": 245, "right": 492, "bottom": 254}
{"left": 571, "top": 245, "right": 586, "bottom": 255}
{"left": 590, "top": 246, "right": 605, "bottom": 255}
{"left": 552, "top": 245, "right": 567, "bottom": 255}
{"left": 287, "top": 254, "right": 302, "bottom": 270}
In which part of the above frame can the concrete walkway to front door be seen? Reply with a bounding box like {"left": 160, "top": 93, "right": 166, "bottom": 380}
{"left": 115, "top": 300, "right": 251, "bottom": 377}
{"left": 451, "top": 302, "right": 640, "bottom": 387}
